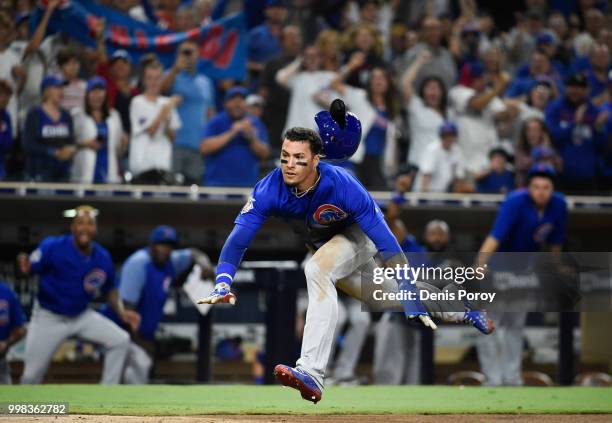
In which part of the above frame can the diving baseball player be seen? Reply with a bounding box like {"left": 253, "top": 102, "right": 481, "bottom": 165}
{"left": 200, "top": 100, "right": 490, "bottom": 403}
{"left": 17, "top": 205, "right": 139, "bottom": 384}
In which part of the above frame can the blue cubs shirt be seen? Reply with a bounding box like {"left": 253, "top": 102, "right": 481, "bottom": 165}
{"left": 0, "top": 109, "right": 13, "bottom": 180}
{"left": 29, "top": 235, "right": 116, "bottom": 317}
{"left": 490, "top": 189, "right": 567, "bottom": 252}
{"left": 221, "top": 162, "right": 402, "bottom": 270}
{"left": 476, "top": 170, "right": 515, "bottom": 194}
{"left": 93, "top": 121, "right": 109, "bottom": 183}
{"left": 201, "top": 111, "right": 268, "bottom": 187}
{"left": 103, "top": 248, "right": 193, "bottom": 340}
{"left": 0, "top": 282, "right": 26, "bottom": 341}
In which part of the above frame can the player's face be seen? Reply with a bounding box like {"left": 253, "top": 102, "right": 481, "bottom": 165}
{"left": 151, "top": 243, "right": 173, "bottom": 266}
{"left": 280, "top": 139, "right": 319, "bottom": 187}
{"left": 71, "top": 215, "right": 97, "bottom": 249}
{"left": 528, "top": 177, "right": 554, "bottom": 208}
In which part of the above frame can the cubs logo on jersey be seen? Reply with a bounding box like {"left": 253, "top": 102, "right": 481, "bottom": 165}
{"left": 83, "top": 269, "right": 107, "bottom": 296}
{"left": 313, "top": 204, "right": 348, "bottom": 225}
{"left": 0, "top": 299, "right": 9, "bottom": 325}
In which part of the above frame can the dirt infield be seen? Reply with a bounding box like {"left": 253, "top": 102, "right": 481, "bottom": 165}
{"left": 4, "top": 415, "right": 612, "bottom": 423}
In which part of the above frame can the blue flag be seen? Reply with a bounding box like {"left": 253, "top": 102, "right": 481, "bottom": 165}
{"left": 31, "top": 0, "right": 247, "bottom": 80}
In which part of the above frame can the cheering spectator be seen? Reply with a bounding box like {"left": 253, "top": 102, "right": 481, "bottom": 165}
{"left": 475, "top": 148, "right": 515, "bottom": 194}
{"left": 71, "top": 77, "right": 124, "bottom": 184}
{"left": 583, "top": 44, "right": 611, "bottom": 105}
{"left": 506, "top": 50, "right": 564, "bottom": 98}
{"left": 342, "top": 23, "right": 386, "bottom": 89}
{"left": 259, "top": 25, "right": 303, "bottom": 149}
{"left": 246, "top": 94, "right": 264, "bottom": 118}
{"left": 161, "top": 40, "right": 215, "bottom": 185}
{"left": 95, "top": 18, "right": 139, "bottom": 135}
{"left": 573, "top": 8, "right": 605, "bottom": 57}
{"left": 449, "top": 63, "right": 510, "bottom": 176}
{"left": 402, "top": 50, "right": 448, "bottom": 168}
{"left": 545, "top": 73, "right": 609, "bottom": 192}
{"left": 23, "top": 76, "right": 76, "bottom": 182}
{"left": 401, "top": 16, "right": 457, "bottom": 90}
{"left": 0, "top": 80, "right": 13, "bottom": 180}
{"left": 200, "top": 87, "right": 269, "bottom": 187}
{"left": 515, "top": 118, "right": 560, "bottom": 186}
{"left": 0, "top": 281, "right": 27, "bottom": 384}
{"left": 129, "top": 60, "right": 182, "bottom": 182}
{"left": 504, "top": 9, "right": 547, "bottom": 70}
{"left": 331, "top": 65, "right": 400, "bottom": 189}
{"left": 316, "top": 30, "right": 342, "bottom": 72}
{"left": 276, "top": 45, "right": 336, "bottom": 133}
{"left": 0, "top": 11, "right": 24, "bottom": 134}
{"left": 247, "top": 0, "right": 287, "bottom": 84}
{"left": 413, "top": 121, "right": 466, "bottom": 193}
{"left": 56, "top": 48, "right": 86, "bottom": 112}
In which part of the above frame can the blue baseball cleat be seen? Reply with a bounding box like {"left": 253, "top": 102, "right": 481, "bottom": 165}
{"left": 274, "top": 364, "right": 322, "bottom": 404}
{"left": 463, "top": 309, "right": 495, "bottom": 334}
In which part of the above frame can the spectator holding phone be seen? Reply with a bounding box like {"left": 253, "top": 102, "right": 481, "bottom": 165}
{"left": 161, "top": 40, "right": 215, "bottom": 185}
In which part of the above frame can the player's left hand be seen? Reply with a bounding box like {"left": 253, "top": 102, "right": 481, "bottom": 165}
{"left": 198, "top": 282, "right": 236, "bottom": 305}
{"left": 120, "top": 309, "right": 141, "bottom": 332}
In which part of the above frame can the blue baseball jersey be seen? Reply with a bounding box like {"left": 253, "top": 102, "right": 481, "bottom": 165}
{"left": 0, "top": 282, "right": 26, "bottom": 341}
{"left": 93, "top": 121, "right": 109, "bottom": 183}
{"left": 490, "top": 189, "right": 567, "bottom": 252}
{"left": 102, "top": 248, "right": 193, "bottom": 340}
{"left": 29, "top": 235, "right": 116, "bottom": 317}
{"left": 0, "top": 109, "right": 13, "bottom": 180}
{"left": 219, "top": 162, "right": 402, "bottom": 275}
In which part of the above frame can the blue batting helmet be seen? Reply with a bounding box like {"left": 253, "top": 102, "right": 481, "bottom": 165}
{"left": 314, "top": 99, "right": 362, "bottom": 162}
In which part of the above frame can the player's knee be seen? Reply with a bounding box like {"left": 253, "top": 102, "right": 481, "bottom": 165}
{"left": 304, "top": 259, "right": 324, "bottom": 285}
{"left": 108, "top": 328, "right": 130, "bottom": 349}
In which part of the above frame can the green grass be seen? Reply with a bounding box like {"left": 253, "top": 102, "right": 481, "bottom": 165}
{"left": 0, "top": 385, "right": 611, "bottom": 415}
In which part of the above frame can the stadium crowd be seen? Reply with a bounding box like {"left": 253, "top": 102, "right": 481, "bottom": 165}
{"left": 0, "top": 0, "right": 609, "bottom": 194}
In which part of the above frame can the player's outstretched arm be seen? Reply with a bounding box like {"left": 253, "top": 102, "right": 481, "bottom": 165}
{"left": 198, "top": 223, "right": 259, "bottom": 306}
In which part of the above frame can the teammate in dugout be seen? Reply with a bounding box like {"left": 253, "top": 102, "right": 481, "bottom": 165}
{"left": 199, "top": 100, "right": 493, "bottom": 403}
{"left": 0, "top": 281, "right": 27, "bottom": 384}
{"left": 476, "top": 163, "right": 568, "bottom": 386}
{"left": 100, "top": 225, "right": 213, "bottom": 384}
{"left": 17, "top": 205, "right": 140, "bottom": 384}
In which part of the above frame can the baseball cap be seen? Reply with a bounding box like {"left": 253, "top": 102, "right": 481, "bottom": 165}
{"left": 266, "top": 0, "right": 286, "bottom": 7}
{"left": 86, "top": 76, "right": 107, "bottom": 92}
{"left": 439, "top": 121, "right": 458, "bottom": 136}
{"left": 40, "top": 75, "right": 66, "bottom": 93}
{"left": 461, "top": 23, "right": 480, "bottom": 35}
{"left": 564, "top": 73, "right": 588, "bottom": 87}
{"left": 536, "top": 32, "right": 556, "bottom": 45}
{"left": 224, "top": 86, "right": 248, "bottom": 102}
{"left": 150, "top": 225, "right": 178, "bottom": 245}
{"left": 527, "top": 163, "right": 556, "bottom": 183}
{"left": 489, "top": 147, "right": 510, "bottom": 160}
{"left": 110, "top": 49, "right": 131, "bottom": 64}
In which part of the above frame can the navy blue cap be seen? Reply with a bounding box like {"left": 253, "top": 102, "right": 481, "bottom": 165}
{"left": 40, "top": 75, "right": 66, "bottom": 93}
{"left": 439, "top": 121, "right": 458, "bottom": 136}
{"left": 86, "top": 76, "right": 107, "bottom": 92}
{"left": 565, "top": 73, "right": 588, "bottom": 87}
{"left": 266, "top": 0, "right": 286, "bottom": 7}
{"left": 527, "top": 163, "right": 556, "bottom": 182}
{"left": 150, "top": 225, "right": 178, "bottom": 245}
{"left": 536, "top": 32, "right": 556, "bottom": 45}
{"left": 110, "top": 49, "right": 131, "bottom": 63}
{"left": 224, "top": 86, "right": 248, "bottom": 102}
